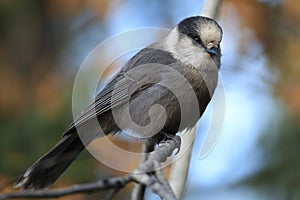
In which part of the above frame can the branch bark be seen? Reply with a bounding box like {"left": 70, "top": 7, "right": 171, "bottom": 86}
{"left": 0, "top": 176, "right": 132, "bottom": 199}
{"left": 169, "top": 126, "right": 197, "bottom": 199}
{"left": 0, "top": 136, "right": 181, "bottom": 200}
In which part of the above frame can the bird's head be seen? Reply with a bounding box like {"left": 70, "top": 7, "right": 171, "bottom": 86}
{"left": 165, "top": 16, "right": 223, "bottom": 69}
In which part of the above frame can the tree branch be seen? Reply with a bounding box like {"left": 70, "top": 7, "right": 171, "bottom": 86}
{"left": 0, "top": 136, "right": 181, "bottom": 200}
{"left": 131, "top": 134, "right": 160, "bottom": 200}
{"left": 0, "top": 175, "right": 132, "bottom": 199}
{"left": 169, "top": 126, "right": 197, "bottom": 199}
{"left": 201, "top": 0, "right": 222, "bottom": 19}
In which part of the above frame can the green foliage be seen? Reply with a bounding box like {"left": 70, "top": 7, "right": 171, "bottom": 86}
{"left": 238, "top": 106, "right": 300, "bottom": 199}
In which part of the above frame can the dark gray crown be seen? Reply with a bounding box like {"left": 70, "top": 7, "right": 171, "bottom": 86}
{"left": 177, "top": 16, "right": 222, "bottom": 38}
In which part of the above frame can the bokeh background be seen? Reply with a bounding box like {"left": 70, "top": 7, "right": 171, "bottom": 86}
{"left": 1, "top": 0, "right": 300, "bottom": 199}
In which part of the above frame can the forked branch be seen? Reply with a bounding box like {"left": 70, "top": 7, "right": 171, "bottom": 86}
{"left": 0, "top": 136, "right": 181, "bottom": 200}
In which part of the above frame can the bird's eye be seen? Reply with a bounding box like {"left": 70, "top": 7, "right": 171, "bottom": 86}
{"left": 192, "top": 36, "right": 201, "bottom": 44}
{"left": 188, "top": 34, "right": 202, "bottom": 45}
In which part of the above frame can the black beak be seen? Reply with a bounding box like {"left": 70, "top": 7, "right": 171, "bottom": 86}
{"left": 206, "top": 47, "right": 218, "bottom": 55}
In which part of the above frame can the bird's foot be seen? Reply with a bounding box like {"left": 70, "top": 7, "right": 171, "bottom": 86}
{"left": 159, "top": 132, "right": 181, "bottom": 155}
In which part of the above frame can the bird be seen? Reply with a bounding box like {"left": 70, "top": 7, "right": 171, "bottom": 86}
{"left": 14, "top": 16, "right": 223, "bottom": 190}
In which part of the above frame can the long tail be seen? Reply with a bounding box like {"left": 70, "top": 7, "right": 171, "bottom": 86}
{"left": 14, "top": 133, "right": 85, "bottom": 190}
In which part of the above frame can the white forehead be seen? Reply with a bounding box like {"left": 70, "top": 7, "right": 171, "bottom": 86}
{"left": 198, "top": 22, "right": 222, "bottom": 43}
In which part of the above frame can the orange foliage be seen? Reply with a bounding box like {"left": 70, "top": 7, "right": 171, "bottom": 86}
{"left": 222, "top": 0, "right": 268, "bottom": 42}
{"left": 222, "top": 0, "right": 300, "bottom": 118}
{"left": 283, "top": 0, "right": 300, "bottom": 23}
{"left": 34, "top": 71, "right": 65, "bottom": 117}
{"left": 46, "top": 0, "right": 109, "bottom": 18}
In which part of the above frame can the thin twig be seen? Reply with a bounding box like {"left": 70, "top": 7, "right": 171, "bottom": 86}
{"left": 0, "top": 175, "right": 132, "bottom": 199}
{"left": 131, "top": 173, "right": 176, "bottom": 200}
{"left": 131, "top": 139, "right": 156, "bottom": 200}
{"left": 131, "top": 136, "right": 181, "bottom": 200}
{"left": 0, "top": 137, "right": 181, "bottom": 200}
{"left": 153, "top": 161, "right": 174, "bottom": 195}
{"left": 104, "top": 187, "right": 122, "bottom": 200}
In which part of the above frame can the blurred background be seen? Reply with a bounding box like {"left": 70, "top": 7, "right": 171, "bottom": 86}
{"left": 1, "top": 0, "right": 300, "bottom": 199}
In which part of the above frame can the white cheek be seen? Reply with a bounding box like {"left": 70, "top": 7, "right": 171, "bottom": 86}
{"left": 163, "top": 30, "right": 217, "bottom": 70}
{"left": 173, "top": 38, "right": 208, "bottom": 69}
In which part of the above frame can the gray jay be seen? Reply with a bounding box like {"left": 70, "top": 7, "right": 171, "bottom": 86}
{"left": 14, "top": 16, "right": 222, "bottom": 190}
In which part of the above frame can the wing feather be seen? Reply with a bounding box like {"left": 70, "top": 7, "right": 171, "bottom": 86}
{"left": 64, "top": 47, "right": 177, "bottom": 135}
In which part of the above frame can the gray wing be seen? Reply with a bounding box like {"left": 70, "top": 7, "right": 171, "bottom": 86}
{"left": 63, "top": 47, "right": 177, "bottom": 135}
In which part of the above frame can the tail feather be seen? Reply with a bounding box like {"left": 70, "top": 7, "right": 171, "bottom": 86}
{"left": 14, "top": 133, "right": 85, "bottom": 190}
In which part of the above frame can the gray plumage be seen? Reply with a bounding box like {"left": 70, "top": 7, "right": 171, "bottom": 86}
{"left": 14, "top": 16, "right": 223, "bottom": 190}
